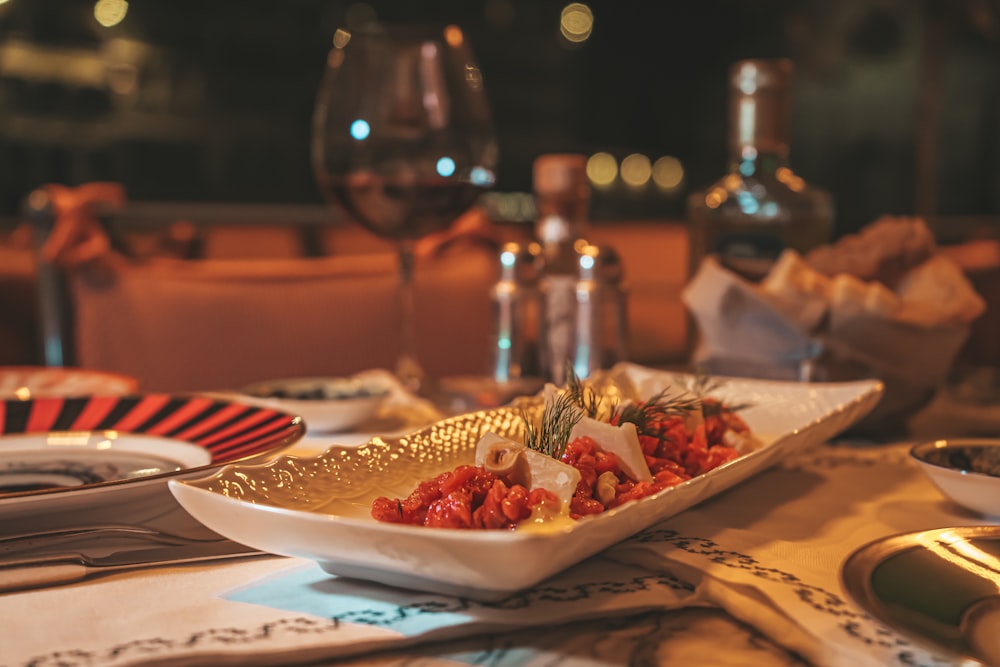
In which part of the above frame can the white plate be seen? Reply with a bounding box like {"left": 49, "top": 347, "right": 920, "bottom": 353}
{"left": 0, "top": 431, "right": 212, "bottom": 493}
{"left": 170, "top": 364, "right": 883, "bottom": 600}
{"left": 238, "top": 376, "right": 391, "bottom": 433}
{"left": 0, "top": 393, "right": 304, "bottom": 540}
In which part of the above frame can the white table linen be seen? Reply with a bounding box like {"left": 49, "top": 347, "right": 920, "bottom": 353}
{"left": 1, "top": 371, "right": 988, "bottom": 667}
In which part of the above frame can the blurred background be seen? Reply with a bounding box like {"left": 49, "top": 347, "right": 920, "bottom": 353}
{"left": 0, "top": 0, "right": 997, "bottom": 237}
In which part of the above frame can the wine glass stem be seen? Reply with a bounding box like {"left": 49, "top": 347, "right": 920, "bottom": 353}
{"left": 396, "top": 240, "right": 424, "bottom": 393}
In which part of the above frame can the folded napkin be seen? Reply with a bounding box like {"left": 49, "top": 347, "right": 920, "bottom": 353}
{"left": 4, "top": 440, "right": 975, "bottom": 667}
{"left": 33, "top": 182, "right": 126, "bottom": 271}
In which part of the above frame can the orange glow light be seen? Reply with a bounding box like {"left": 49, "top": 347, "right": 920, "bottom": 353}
{"left": 444, "top": 25, "right": 464, "bottom": 47}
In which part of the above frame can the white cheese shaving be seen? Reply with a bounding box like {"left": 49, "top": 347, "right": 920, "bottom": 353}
{"left": 474, "top": 432, "right": 581, "bottom": 506}
{"left": 569, "top": 417, "right": 653, "bottom": 483}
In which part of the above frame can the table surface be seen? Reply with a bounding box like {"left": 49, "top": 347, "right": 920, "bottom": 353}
{"left": 3, "top": 386, "right": 996, "bottom": 667}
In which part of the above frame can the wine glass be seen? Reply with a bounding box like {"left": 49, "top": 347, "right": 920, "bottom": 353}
{"left": 311, "top": 22, "right": 498, "bottom": 393}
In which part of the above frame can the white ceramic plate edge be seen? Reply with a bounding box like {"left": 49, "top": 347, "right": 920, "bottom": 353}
{"left": 169, "top": 375, "right": 883, "bottom": 599}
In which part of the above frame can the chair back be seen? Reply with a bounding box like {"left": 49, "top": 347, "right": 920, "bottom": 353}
{"left": 23, "top": 189, "right": 498, "bottom": 391}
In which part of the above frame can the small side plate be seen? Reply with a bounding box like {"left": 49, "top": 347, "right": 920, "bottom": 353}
{"left": 842, "top": 525, "right": 1000, "bottom": 666}
{"left": 0, "top": 431, "right": 212, "bottom": 493}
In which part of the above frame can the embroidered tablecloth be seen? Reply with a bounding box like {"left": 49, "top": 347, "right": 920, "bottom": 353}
{"left": 3, "top": 438, "right": 983, "bottom": 667}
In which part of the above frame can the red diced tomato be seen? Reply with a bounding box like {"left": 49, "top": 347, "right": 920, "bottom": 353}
{"left": 425, "top": 488, "right": 475, "bottom": 528}
{"left": 370, "top": 397, "right": 755, "bottom": 529}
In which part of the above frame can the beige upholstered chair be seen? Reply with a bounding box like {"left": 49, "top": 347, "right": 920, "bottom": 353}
{"left": 67, "top": 249, "right": 498, "bottom": 392}
{"left": 23, "top": 186, "right": 499, "bottom": 392}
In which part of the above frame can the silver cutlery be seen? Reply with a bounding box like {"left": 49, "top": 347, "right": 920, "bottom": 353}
{"left": 0, "top": 523, "right": 219, "bottom": 548}
{"left": 0, "top": 538, "right": 267, "bottom": 593}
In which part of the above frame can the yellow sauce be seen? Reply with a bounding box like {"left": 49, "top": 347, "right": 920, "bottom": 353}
{"left": 514, "top": 501, "right": 578, "bottom": 534}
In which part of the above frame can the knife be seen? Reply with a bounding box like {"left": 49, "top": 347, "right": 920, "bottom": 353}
{"left": 0, "top": 539, "right": 267, "bottom": 593}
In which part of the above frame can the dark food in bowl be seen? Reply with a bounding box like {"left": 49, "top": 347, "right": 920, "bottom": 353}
{"left": 917, "top": 444, "right": 1000, "bottom": 477}
{"left": 245, "top": 380, "right": 388, "bottom": 401}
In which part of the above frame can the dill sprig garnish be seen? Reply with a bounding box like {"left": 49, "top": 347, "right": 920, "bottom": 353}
{"left": 564, "top": 364, "right": 616, "bottom": 420}
{"left": 615, "top": 386, "right": 702, "bottom": 435}
{"left": 675, "top": 373, "right": 753, "bottom": 416}
{"left": 522, "top": 391, "right": 583, "bottom": 460}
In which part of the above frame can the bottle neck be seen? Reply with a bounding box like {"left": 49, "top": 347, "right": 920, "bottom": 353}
{"left": 727, "top": 76, "right": 791, "bottom": 173}
{"left": 726, "top": 148, "right": 789, "bottom": 179}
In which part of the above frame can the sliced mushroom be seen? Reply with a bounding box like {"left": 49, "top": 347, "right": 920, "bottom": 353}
{"left": 481, "top": 441, "right": 531, "bottom": 487}
{"left": 474, "top": 431, "right": 582, "bottom": 506}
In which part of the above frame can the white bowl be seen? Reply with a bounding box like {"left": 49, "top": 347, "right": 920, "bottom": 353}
{"left": 239, "top": 376, "right": 391, "bottom": 433}
{"left": 0, "top": 366, "right": 139, "bottom": 399}
{"left": 910, "top": 439, "right": 1000, "bottom": 517}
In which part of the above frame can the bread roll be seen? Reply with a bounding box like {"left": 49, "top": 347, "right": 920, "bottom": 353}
{"left": 759, "top": 249, "right": 830, "bottom": 330}
{"left": 894, "top": 254, "right": 986, "bottom": 327}
{"left": 806, "top": 216, "right": 936, "bottom": 287}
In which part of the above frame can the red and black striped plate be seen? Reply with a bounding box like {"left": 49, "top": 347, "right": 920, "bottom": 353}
{"left": 0, "top": 393, "right": 305, "bottom": 500}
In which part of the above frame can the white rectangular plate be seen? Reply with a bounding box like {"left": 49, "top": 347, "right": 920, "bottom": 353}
{"left": 169, "top": 364, "right": 883, "bottom": 600}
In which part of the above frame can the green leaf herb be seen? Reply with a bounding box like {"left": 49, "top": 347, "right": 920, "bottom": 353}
{"left": 615, "top": 386, "right": 702, "bottom": 435}
{"left": 522, "top": 391, "right": 583, "bottom": 460}
{"left": 676, "top": 373, "right": 753, "bottom": 417}
{"left": 564, "top": 364, "right": 616, "bottom": 419}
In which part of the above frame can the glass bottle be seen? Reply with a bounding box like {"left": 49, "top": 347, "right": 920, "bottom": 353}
{"left": 688, "top": 58, "right": 834, "bottom": 282}
{"left": 534, "top": 153, "right": 589, "bottom": 384}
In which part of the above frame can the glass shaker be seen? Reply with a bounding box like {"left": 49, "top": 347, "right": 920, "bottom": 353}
{"left": 570, "top": 243, "right": 629, "bottom": 380}
{"left": 491, "top": 241, "right": 542, "bottom": 383}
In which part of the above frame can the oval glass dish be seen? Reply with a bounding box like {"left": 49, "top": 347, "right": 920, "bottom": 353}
{"left": 0, "top": 393, "right": 305, "bottom": 538}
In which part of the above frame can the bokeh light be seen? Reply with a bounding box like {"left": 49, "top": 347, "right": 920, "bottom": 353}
{"left": 444, "top": 25, "right": 464, "bottom": 47}
{"left": 560, "top": 3, "right": 593, "bottom": 43}
{"left": 652, "top": 156, "right": 684, "bottom": 190}
{"left": 332, "top": 28, "right": 351, "bottom": 49}
{"left": 705, "top": 188, "right": 726, "bottom": 209}
{"left": 586, "top": 152, "right": 617, "bottom": 187}
{"left": 776, "top": 166, "right": 805, "bottom": 192}
{"left": 436, "top": 156, "right": 456, "bottom": 177}
{"left": 94, "top": 0, "right": 127, "bottom": 27}
{"left": 349, "top": 119, "right": 370, "bottom": 140}
{"left": 620, "top": 153, "right": 651, "bottom": 187}
{"left": 470, "top": 166, "right": 495, "bottom": 185}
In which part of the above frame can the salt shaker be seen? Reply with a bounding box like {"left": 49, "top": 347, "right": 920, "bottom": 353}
{"left": 570, "top": 243, "right": 629, "bottom": 379}
{"left": 490, "top": 241, "right": 542, "bottom": 382}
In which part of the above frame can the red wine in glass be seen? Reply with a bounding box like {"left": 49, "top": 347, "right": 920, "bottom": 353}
{"left": 311, "top": 23, "right": 498, "bottom": 392}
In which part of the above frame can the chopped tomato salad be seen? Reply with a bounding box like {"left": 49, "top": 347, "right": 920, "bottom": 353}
{"left": 371, "top": 466, "right": 560, "bottom": 529}
{"left": 371, "top": 394, "right": 757, "bottom": 530}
